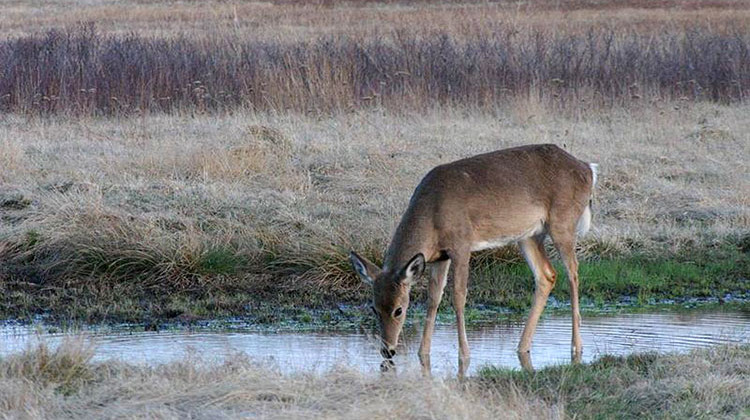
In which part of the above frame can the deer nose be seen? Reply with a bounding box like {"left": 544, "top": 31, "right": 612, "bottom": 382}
{"left": 381, "top": 347, "right": 396, "bottom": 359}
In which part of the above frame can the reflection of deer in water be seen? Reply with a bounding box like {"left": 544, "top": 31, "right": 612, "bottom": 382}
{"left": 350, "top": 144, "right": 598, "bottom": 375}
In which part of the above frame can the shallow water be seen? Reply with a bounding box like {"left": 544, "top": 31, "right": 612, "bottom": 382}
{"left": 1, "top": 310, "right": 748, "bottom": 376}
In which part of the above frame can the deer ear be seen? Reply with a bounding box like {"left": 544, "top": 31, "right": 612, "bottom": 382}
{"left": 399, "top": 253, "right": 425, "bottom": 285}
{"left": 350, "top": 251, "right": 379, "bottom": 286}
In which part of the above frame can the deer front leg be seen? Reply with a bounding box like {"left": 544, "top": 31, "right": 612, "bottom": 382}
{"left": 419, "top": 259, "right": 450, "bottom": 375}
{"left": 452, "top": 251, "right": 471, "bottom": 379}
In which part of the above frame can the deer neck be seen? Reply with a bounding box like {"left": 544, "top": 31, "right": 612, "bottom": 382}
{"left": 383, "top": 209, "right": 434, "bottom": 273}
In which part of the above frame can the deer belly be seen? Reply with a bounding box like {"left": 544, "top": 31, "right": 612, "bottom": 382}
{"left": 470, "top": 220, "right": 545, "bottom": 252}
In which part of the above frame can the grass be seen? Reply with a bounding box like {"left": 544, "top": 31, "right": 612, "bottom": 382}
{"left": 479, "top": 344, "right": 750, "bottom": 419}
{"left": 1, "top": 24, "right": 748, "bottom": 116}
{"left": 0, "top": 337, "right": 95, "bottom": 397}
{"left": 0, "top": 0, "right": 748, "bottom": 324}
{"left": 1, "top": 339, "right": 747, "bottom": 418}
{"left": 469, "top": 243, "right": 749, "bottom": 311}
{"left": 1, "top": 103, "right": 748, "bottom": 324}
{"left": 2, "top": 1, "right": 750, "bottom": 116}
{"left": 0, "top": 2, "right": 747, "bottom": 415}
{"left": 1, "top": 235, "right": 746, "bottom": 325}
{"left": 3, "top": 0, "right": 750, "bottom": 41}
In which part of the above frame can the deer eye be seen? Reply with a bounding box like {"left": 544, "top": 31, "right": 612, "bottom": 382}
{"left": 393, "top": 307, "right": 403, "bottom": 317}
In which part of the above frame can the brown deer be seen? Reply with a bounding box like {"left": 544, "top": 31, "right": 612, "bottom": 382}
{"left": 350, "top": 144, "right": 598, "bottom": 375}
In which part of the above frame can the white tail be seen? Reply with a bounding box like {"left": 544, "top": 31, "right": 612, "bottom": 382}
{"left": 576, "top": 162, "right": 599, "bottom": 236}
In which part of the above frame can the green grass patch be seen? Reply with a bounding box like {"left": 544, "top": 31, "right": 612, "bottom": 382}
{"left": 198, "top": 247, "right": 246, "bottom": 275}
{"left": 477, "top": 345, "right": 750, "bottom": 419}
{"left": 466, "top": 243, "right": 748, "bottom": 310}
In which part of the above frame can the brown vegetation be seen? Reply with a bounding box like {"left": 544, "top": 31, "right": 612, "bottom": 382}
{"left": 1, "top": 338, "right": 747, "bottom": 419}
{"left": 3, "top": 0, "right": 750, "bottom": 40}
{"left": 0, "top": 0, "right": 748, "bottom": 321}
{"left": 1, "top": 1, "right": 750, "bottom": 115}
{"left": 1, "top": 25, "right": 748, "bottom": 115}
{"left": 1, "top": 103, "right": 747, "bottom": 320}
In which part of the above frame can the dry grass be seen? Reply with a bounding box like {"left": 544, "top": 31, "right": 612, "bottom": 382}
{"left": 0, "top": 2, "right": 747, "bottom": 414}
{"left": 480, "top": 344, "right": 750, "bottom": 419}
{"left": 0, "top": 337, "right": 95, "bottom": 401}
{"left": 0, "top": 101, "right": 747, "bottom": 296}
{"left": 2, "top": 1, "right": 750, "bottom": 115}
{"left": 1, "top": 338, "right": 747, "bottom": 419}
{"left": 2, "top": 0, "right": 750, "bottom": 40}
{"left": 2, "top": 24, "right": 748, "bottom": 115}
{"left": 0, "top": 338, "right": 556, "bottom": 419}
{"left": 0, "top": 0, "right": 748, "bottom": 320}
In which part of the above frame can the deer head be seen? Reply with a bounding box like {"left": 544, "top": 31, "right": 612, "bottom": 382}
{"left": 350, "top": 251, "right": 425, "bottom": 360}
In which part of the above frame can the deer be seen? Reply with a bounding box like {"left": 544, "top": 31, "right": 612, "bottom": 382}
{"left": 350, "top": 144, "right": 598, "bottom": 376}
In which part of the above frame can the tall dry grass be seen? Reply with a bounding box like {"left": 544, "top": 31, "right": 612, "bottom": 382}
{"left": 1, "top": 24, "right": 748, "bottom": 116}
{"left": 3, "top": 0, "right": 750, "bottom": 40}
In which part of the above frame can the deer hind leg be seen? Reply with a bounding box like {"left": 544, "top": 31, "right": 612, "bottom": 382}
{"left": 419, "top": 258, "right": 450, "bottom": 374}
{"left": 451, "top": 249, "right": 471, "bottom": 379}
{"left": 517, "top": 235, "right": 556, "bottom": 370}
{"left": 551, "top": 229, "right": 583, "bottom": 364}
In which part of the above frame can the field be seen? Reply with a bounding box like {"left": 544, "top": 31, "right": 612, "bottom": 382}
{"left": 2, "top": 3, "right": 750, "bottom": 115}
{"left": 1, "top": 103, "right": 749, "bottom": 323}
{"left": 1, "top": 1, "right": 749, "bottom": 418}
{"left": 0, "top": 0, "right": 748, "bottom": 324}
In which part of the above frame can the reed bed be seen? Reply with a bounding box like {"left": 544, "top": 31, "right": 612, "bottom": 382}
{"left": 1, "top": 24, "right": 748, "bottom": 116}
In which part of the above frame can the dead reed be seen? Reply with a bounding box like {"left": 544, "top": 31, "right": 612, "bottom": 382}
{"left": 1, "top": 25, "right": 748, "bottom": 116}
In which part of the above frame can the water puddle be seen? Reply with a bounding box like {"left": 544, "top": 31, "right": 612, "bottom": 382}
{"left": 1, "top": 310, "right": 748, "bottom": 376}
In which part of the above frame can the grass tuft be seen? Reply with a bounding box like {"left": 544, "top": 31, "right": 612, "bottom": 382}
{"left": 1, "top": 337, "right": 95, "bottom": 396}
